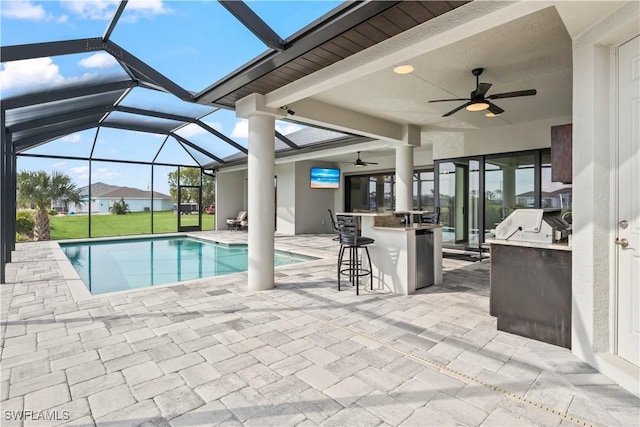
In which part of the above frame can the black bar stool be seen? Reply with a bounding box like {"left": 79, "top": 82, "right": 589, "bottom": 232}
{"left": 336, "top": 215, "right": 374, "bottom": 295}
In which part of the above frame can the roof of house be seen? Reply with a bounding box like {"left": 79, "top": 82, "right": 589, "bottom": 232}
{"left": 79, "top": 182, "right": 120, "bottom": 197}
{"left": 97, "top": 186, "right": 172, "bottom": 200}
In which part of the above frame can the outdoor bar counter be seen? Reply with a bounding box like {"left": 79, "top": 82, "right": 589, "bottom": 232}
{"left": 487, "top": 238, "right": 572, "bottom": 348}
{"left": 337, "top": 212, "right": 443, "bottom": 295}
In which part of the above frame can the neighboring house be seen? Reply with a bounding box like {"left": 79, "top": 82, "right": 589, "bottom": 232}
{"left": 64, "top": 182, "right": 173, "bottom": 214}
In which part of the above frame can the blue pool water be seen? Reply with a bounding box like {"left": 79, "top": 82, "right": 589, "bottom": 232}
{"left": 60, "top": 237, "right": 316, "bottom": 295}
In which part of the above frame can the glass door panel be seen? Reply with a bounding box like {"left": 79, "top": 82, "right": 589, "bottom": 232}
{"left": 438, "top": 159, "right": 480, "bottom": 249}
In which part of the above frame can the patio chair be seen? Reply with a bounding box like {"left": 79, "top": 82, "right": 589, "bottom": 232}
{"left": 226, "top": 211, "right": 247, "bottom": 230}
{"left": 328, "top": 209, "right": 340, "bottom": 240}
{"left": 420, "top": 207, "right": 440, "bottom": 225}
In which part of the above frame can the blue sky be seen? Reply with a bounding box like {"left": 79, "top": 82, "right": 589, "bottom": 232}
{"left": 1, "top": 0, "right": 342, "bottom": 195}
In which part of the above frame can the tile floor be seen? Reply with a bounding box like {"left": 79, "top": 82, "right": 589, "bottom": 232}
{"left": 0, "top": 232, "right": 638, "bottom": 426}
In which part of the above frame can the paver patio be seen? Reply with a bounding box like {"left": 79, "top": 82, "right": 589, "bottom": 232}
{"left": 1, "top": 232, "right": 638, "bottom": 426}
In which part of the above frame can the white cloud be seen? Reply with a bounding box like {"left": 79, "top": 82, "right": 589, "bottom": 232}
{"left": 92, "top": 167, "right": 120, "bottom": 181}
{"left": 231, "top": 119, "right": 248, "bottom": 139}
{"left": 1, "top": 57, "right": 64, "bottom": 90}
{"left": 78, "top": 52, "right": 118, "bottom": 69}
{"left": 61, "top": 134, "right": 83, "bottom": 143}
{"left": 0, "top": 57, "right": 95, "bottom": 93}
{"left": 177, "top": 121, "right": 223, "bottom": 138}
{"left": 276, "top": 122, "right": 303, "bottom": 136}
{"left": 69, "top": 165, "right": 89, "bottom": 180}
{"left": 1, "top": 1, "right": 46, "bottom": 21}
{"left": 61, "top": 0, "right": 170, "bottom": 21}
{"left": 53, "top": 161, "right": 67, "bottom": 168}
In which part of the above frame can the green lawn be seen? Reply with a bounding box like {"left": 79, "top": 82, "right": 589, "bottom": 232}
{"left": 49, "top": 211, "right": 215, "bottom": 240}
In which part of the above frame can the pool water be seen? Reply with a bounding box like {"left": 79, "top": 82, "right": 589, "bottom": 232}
{"left": 60, "top": 237, "right": 316, "bottom": 295}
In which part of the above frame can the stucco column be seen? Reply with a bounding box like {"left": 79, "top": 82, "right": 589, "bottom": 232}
{"left": 395, "top": 144, "right": 414, "bottom": 211}
{"left": 247, "top": 114, "right": 276, "bottom": 290}
{"left": 502, "top": 165, "right": 516, "bottom": 209}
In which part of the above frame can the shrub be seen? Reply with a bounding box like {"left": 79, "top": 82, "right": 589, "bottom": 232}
{"left": 16, "top": 210, "right": 35, "bottom": 234}
{"left": 110, "top": 197, "right": 130, "bottom": 215}
{"left": 48, "top": 209, "right": 57, "bottom": 216}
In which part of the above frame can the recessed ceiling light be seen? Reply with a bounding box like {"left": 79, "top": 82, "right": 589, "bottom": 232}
{"left": 393, "top": 65, "right": 414, "bottom": 74}
{"left": 485, "top": 112, "right": 501, "bottom": 117}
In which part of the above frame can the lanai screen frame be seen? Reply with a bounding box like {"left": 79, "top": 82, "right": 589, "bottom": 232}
{"left": 0, "top": 0, "right": 381, "bottom": 283}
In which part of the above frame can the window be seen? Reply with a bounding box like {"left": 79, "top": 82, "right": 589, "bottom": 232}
{"left": 413, "top": 170, "right": 434, "bottom": 210}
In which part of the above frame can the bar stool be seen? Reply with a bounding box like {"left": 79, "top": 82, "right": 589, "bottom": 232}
{"left": 336, "top": 215, "right": 374, "bottom": 295}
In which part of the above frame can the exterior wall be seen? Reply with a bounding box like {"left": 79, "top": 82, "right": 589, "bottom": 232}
{"left": 432, "top": 117, "right": 572, "bottom": 160}
{"left": 215, "top": 169, "right": 246, "bottom": 230}
{"left": 275, "top": 163, "right": 296, "bottom": 235}
{"left": 295, "top": 160, "right": 336, "bottom": 234}
{"left": 570, "top": 2, "right": 639, "bottom": 394}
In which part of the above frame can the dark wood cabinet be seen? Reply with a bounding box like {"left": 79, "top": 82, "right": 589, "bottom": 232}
{"left": 551, "top": 124, "right": 572, "bottom": 183}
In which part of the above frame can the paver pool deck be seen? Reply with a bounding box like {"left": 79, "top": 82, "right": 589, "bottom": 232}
{"left": 1, "top": 232, "right": 638, "bottom": 426}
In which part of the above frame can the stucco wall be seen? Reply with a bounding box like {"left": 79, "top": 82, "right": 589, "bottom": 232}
{"left": 275, "top": 163, "right": 296, "bottom": 235}
{"left": 432, "top": 117, "right": 572, "bottom": 160}
{"left": 295, "top": 161, "right": 336, "bottom": 234}
{"left": 215, "top": 170, "right": 246, "bottom": 230}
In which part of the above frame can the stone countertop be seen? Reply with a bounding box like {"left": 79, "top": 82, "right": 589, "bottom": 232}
{"left": 486, "top": 238, "right": 572, "bottom": 251}
{"left": 372, "top": 225, "right": 442, "bottom": 232}
{"left": 335, "top": 212, "right": 394, "bottom": 217}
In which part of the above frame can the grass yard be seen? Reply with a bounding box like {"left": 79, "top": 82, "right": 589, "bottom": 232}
{"left": 49, "top": 211, "right": 215, "bottom": 240}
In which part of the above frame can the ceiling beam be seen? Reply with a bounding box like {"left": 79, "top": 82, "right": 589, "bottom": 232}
{"left": 195, "top": 1, "right": 400, "bottom": 105}
{"left": 275, "top": 98, "right": 404, "bottom": 142}
{"left": 0, "top": 38, "right": 106, "bottom": 62}
{"left": 219, "top": 1, "right": 284, "bottom": 51}
{"left": 1, "top": 80, "right": 136, "bottom": 110}
{"left": 14, "top": 121, "right": 99, "bottom": 152}
{"left": 275, "top": 131, "right": 299, "bottom": 149}
{"left": 103, "top": 1, "right": 128, "bottom": 42}
{"left": 99, "top": 121, "right": 174, "bottom": 135}
{"left": 114, "top": 105, "right": 195, "bottom": 123}
{"left": 8, "top": 105, "right": 112, "bottom": 133}
{"left": 171, "top": 133, "right": 226, "bottom": 164}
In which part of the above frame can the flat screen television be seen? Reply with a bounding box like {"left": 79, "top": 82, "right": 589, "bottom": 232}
{"left": 310, "top": 167, "right": 340, "bottom": 189}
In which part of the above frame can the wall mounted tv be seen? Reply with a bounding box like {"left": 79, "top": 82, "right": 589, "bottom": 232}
{"left": 310, "top": 167, "right": 340, "bottom": 189}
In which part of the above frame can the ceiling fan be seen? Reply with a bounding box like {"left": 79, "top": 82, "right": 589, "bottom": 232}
{"left": 429, "top": 68, "right": 537, "bottom": 117}
{"left": 343, "top": 151, "right": 378, "bottom": 167}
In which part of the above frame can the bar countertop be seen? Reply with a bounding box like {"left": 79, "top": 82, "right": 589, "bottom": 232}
{"left": 486, "top": 238, "right": 572, "bottom": 252}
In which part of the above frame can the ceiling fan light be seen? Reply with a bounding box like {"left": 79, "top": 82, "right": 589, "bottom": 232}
{"left": 393, "top": 65, "right": 414, "bottom": 74}
{"left": 466, "top": 102, "right": 490, "bottom": 112}
{"left": 485, "top": 112, "right": 500, "bottom": 117}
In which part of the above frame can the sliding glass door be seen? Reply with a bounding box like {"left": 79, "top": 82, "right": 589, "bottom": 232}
{"left": 436, "top": 159, "right": 481, "bottom": 250}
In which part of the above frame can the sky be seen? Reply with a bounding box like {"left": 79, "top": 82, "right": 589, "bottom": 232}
{"left": 1, "top": 0, "right": 343, "bottom": 195}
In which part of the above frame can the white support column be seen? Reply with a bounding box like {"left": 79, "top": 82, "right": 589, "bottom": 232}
{"left": 395, "top": 144, "right": 414, "bottom": 211}
{"left": 247, "top": 114, "right": 276, "bottom": 290}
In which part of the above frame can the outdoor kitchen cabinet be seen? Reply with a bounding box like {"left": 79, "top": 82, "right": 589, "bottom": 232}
{"left": 488, "top": 240, "right": 572, "bottom": 348}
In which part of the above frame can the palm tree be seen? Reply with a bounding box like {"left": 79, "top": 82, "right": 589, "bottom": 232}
{"left": 17, "top": 170, "right": 82, "bottom": 241}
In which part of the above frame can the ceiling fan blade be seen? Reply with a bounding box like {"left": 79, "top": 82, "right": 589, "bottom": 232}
{"left": 364, "top": 162, "right": 379, "bottom": 165}
{"left": 472, "top": 82, "right": 492, "bottom": 98}
{"left": 442, "top": 102, "right": 471, "bottom": 117}
{"left": 487, "top": 89, "right": 536, "bottom": 99}
{"left": 487, "top": 102, "right": 504, "bottom": 115}
{"left": 429, "top": 98, "right": 469, "bottom": 103}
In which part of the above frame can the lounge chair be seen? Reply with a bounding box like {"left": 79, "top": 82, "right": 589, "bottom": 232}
{"left": 226, "top": 211, "right": 247, "bottom": 230}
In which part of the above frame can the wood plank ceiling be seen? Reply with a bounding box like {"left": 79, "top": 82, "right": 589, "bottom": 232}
{"left": 204, "top": 1, "right": 470, "bottom": 109}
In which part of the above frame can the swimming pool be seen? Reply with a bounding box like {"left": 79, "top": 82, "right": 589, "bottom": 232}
{"left": 60, "top": 236, "right": 317, "bottom": 295}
